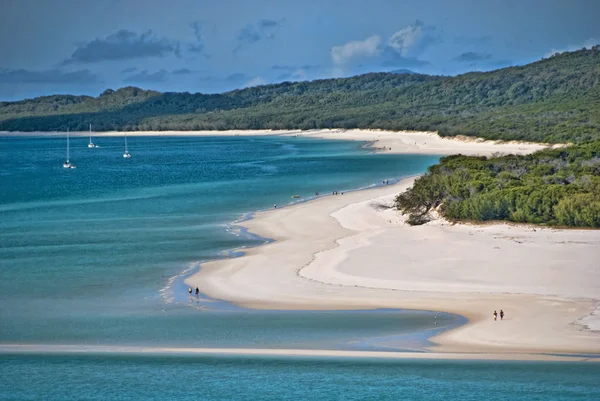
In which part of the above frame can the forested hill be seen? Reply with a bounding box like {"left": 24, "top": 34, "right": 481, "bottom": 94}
{"left": 1, "top": 47, "right": 599, "bottom": 143}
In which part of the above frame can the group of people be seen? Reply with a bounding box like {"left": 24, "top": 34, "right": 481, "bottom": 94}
{"left": 188, "top": 287, "right": 199, "bottom": 296}
{"left": 314, "top": 191, "right": 344, "bottom": 196}
{"left": 493, "top": 310, "right": 505, "bottom": 321}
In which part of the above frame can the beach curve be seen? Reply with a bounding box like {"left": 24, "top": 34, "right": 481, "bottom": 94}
{"left": 184, "top": 131, "right": 600, "bottom": 357}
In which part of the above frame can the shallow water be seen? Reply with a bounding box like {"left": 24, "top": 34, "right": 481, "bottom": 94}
{"left": 0, "top": 135, "right": 445, "bottom": 349}
{"left": 2, "top": 135, "right": 596, "bottom": 399}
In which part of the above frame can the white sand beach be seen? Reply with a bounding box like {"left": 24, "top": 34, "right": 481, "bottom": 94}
{"left": 10, "top": 128, "right": 595, "bottom": 356}
{"left": 9, "top": 128, "right": 551, "bottom": 156}
{"left": 181, "top": 131, "right": 600, "bottom": 357}
{"left": 3, "top": 344, "right": 599, "bottom": 362}
{"left": 287, "top": 129, "right": 553, "bottom": 156}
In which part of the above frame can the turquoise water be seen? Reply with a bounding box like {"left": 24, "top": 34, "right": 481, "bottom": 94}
{"left": 0, "top": 135, "right": 449, "bottom": 348}
{"left": 1, "top": 135, "right": 596, "bottom": 399}
{"left": 1, "top": 354, "right": 599, "bottom": 400}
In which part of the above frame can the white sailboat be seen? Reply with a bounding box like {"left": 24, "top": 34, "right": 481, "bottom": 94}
{"left": 87, "top": 124, "right": 96, "bottom": 148}
{"left": 123, "top": 133, "right": 131, "bottom": 158}
{"left": 63, "top": 128, "right": 75, "bottom": 168}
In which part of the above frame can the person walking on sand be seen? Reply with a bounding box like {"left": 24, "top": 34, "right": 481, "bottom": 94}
{"left": 500, "top": 310, "right": 505, "bottom": 320}
{"left": 188, "top": 287, "right": 192, "bottom": 296}
{"left": 195, "top": 287, "right": 199, "bottom": 296}
{"left": 493, "top": 310, "right": 498, "bottom": 321}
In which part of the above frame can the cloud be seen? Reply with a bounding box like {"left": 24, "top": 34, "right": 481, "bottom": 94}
{"left": 271, "top": 64, "right": 295, "bottom": 71}
{"left": 64, "top": 29, "right": 179, "bottom": 64}
{"left": 237, "top": 25, "right": 262, "bottom": 46}
{"left": 379, "top": 46, "right": 430, "bottom": 68}
{"left": 198, "top": 73, "right": 250, "bottom": 84}
{"left": 188, "top": 21, "right": 205, "bottom": 54}
{"left": 331, "top": 35, "right": 382, "bottom": 65}
{"left": 299, "top": 64, "right": 320, "bottom": 71}
{"left": 121, "top": 67, "right": 138, "bottom": 74}
{"left": 380, "top": 58, "right": 430, "bottom": 69}
{"left": 545, "top": 38, "right": 598, "bottom": 58}
{"left": 330, "top": 22, "right": 437, "bottom": 70}
{"left": 0, "top": 68, "right": 100, "bottom": 84}
{"left": 387, "top": 20, "right": 439, "bottom": 58}
{"left": 172, "top": 68, "right": 194, "bottom": 75}
{"left": 272, "top": 64, "right": 319, "bottom": 72}
{"left": 226, "top": 73, "right": 251, "bottom": 82}
{"left": 258, "top": 19, "right": 283, "bottom": 39}
{"left": 454, "top": 52, "right": 492, "bottom": 62}
{"left": 124, "top": 69, "right": 168, "bottom": 83}
{"left": 234, "top": 19, "right": 284, "bottom": 52}
{"left": 276, "top": 68, "right": 310, "bottom": 82}
{"left": 244, "top": 76, "right": 267, "bottom": 88}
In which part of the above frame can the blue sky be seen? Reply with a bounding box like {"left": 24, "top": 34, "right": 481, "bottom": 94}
{"left": 0, "top": 0, "right": 598, "bottom": 100}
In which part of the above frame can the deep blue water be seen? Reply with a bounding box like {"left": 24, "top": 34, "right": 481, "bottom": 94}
{"left": 1, "top": 354, "right": 599, "bottom": 401}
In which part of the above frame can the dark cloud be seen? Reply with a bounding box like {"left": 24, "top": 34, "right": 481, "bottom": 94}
{"left": 454, "top": 51, "right": 492, "bottom": 62}
{"left": 271, "top": 64, "right": 295, "bottom": 71}
{"left": 188, "top": 21, "right": 205, "bottom": 54}
{"left": 380, "top": 47, "right": 430, "bottom": 68}
{"left": 258, "top": 19, "right": 283, "bottom": 39}
{"left": 64, "top": 29, "right": 179, "bottom": 64}
{"left": 0, "top": 68, "right": 100, "bottom": 84}
{"left": 259, "top": 19, "right": 279, "bottom": 28}
{"left": 236, "top": 25, "right": 262, "bottom": 47}
{"left": 121, "top": 67, "right": 138, "bottom": 74}
{"left": 234, "top": 19, "right": 284, "bottom": 52}
{"left": 124, "top": 69, "right": 168, "bottom": 83}
{"left": 172, "top": 68, "right": 194, "bottom": 75}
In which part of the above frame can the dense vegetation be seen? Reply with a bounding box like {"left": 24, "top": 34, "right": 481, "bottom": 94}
{"left": 2, "top": 47, "right": 599, "bottom": 143}
{"left": 395, "top": 142, "right": 600, "bottom": 227}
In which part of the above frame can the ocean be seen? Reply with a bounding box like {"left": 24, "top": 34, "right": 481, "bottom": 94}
{"left": 1, "top": 354, "right": 599, "bottom": 401}
{"left": 1, "top": 134, "right": 596, "bottom": 400}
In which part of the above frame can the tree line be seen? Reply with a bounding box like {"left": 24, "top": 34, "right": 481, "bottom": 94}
{"left": 395, "top": 142, "right": 600, "bottom": 228}
{"left": 1, "top": 47, "right": 599, "bottom": 144}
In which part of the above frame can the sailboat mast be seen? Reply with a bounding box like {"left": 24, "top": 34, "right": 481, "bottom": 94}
{"left": 89, "top": 124, "right": 92, "bottom": 144}
{"left": 125, "top": 133, "right": 128, "bottom": 152}
{"left": 66, "top": 128, "right": 70, "bottom": 161}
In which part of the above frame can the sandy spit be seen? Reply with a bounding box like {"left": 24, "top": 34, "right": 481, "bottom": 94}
{"left": 179, "top": 131, "right": 599, "bottom": 357}
{"left": 2, "top": 129, "right": 552, "bottom": 157}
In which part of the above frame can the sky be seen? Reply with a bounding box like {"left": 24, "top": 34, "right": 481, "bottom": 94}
{"left": 0, "top": 0, "right": 598, "bottom": 101}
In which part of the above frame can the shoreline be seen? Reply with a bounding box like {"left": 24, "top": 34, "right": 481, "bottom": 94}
{"left": 1, "top": 128, "right": 553, "bottom": 156}
{"left": 7, "top": 129, "right": 597, "bottom": 360}
{"left": 182, "top": 133, "right": 600, "bottom": 358}
{"left": 1, "top": 344, "right": 599, "bottom": 362}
